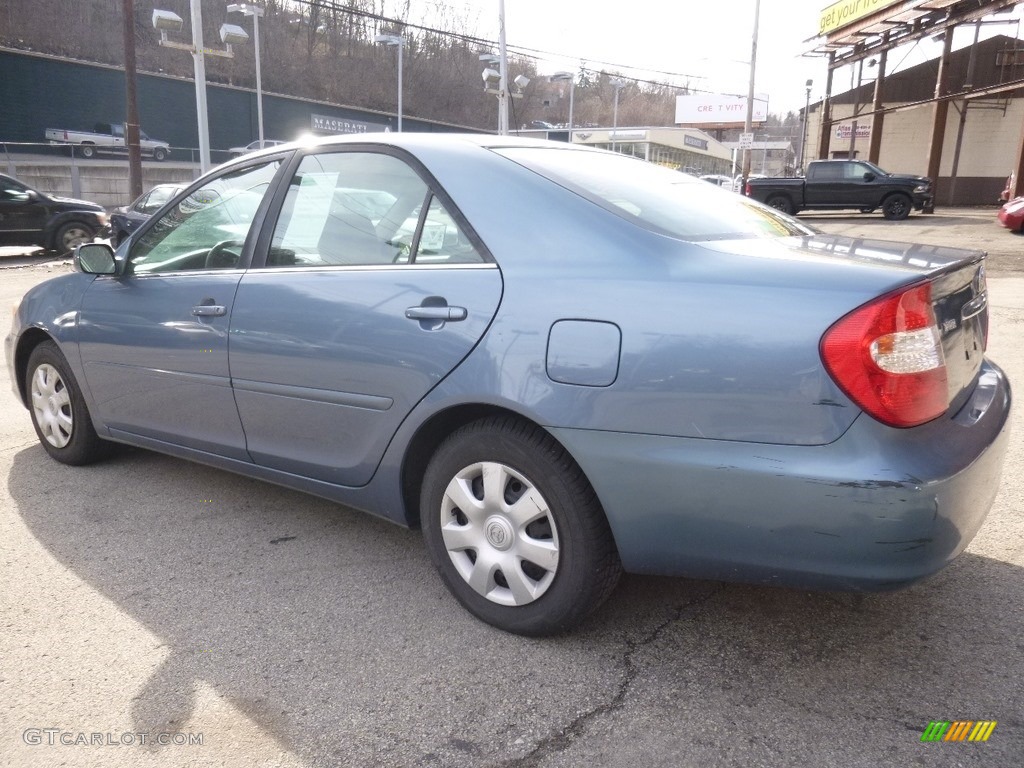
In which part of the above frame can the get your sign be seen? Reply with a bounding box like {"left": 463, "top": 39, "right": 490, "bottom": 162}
{"left": 818, "top": 0, "right": 901, "bottom": 37}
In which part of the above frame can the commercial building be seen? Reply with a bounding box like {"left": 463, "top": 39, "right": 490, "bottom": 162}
{"left": 569, "top": 127, "right": 733, "bottom": 176}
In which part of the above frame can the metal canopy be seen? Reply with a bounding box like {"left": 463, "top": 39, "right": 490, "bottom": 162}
{"left": 810, "top": 0, "right": 1018, "bottom": 67}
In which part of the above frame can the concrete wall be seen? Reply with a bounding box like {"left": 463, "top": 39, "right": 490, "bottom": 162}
{"left": 5, "top": 161, "right": 197, "bottom": 209}
{"left": 806, "top": 98, "right": 1019, "bottom": 205}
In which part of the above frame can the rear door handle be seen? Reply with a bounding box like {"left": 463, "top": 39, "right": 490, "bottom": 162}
{"left": 192, "top": 304, "right": 227, "bottom": 317}
{"left": 405, "top": 306, "right": 467, "bottom": 321}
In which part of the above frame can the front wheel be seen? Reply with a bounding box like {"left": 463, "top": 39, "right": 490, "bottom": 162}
{"left": 882, "top": 194, "right": 912, "bottom": 220}
{"left": 766, "top": 195, "right": 794, "bottom": 215}
{"left": 421, "top": 417, "right": 622, "bottom": 636}
{"left": 54, "top": 221, "right": 95, "bottom": 254}
{"left": 153, "top": 147, "right": 167, "bottom": 161}
{"left": 25, "top": 341, "right": 111, "bottom": 465}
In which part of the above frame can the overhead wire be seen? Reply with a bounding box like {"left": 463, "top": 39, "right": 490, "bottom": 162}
{"left": 286, "top": 0, "right": 718, "bottom": 93}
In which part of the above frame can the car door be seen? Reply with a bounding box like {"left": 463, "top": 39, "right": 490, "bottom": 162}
{"left": 0, "top": 176, "right": 47, "bottom": 246}
{"left": 803, "top": 162, "right": 844, "bottom": 207}
{"left": 77, "top": 156, "right": 288, "bottom": 459}
{"left": 228, "top": 148, "right": 503, "bottom": 486}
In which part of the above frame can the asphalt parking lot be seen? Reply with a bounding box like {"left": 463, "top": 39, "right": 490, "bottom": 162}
{"left": 1, "top": 208, "right": 1022, "bottom": 767}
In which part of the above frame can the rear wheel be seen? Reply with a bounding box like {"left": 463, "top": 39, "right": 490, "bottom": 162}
{"left": 25, "top": 341, "right": 111, "bottom": 465}
{"left": 766, "top": 195, "right": 794, "bottom": 215}
{"left": 79, "top": 143, "right": 96, "bottom": 159}
{"left": 882, "top": 194, "right": 912, "bottom": 220}
{"left": 421, "top": 417, "right": 622, "bottom": 636}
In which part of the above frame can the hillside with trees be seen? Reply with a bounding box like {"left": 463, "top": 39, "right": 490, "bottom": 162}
{"left": 0, "top": 0, "right": 690, "bottom": 130}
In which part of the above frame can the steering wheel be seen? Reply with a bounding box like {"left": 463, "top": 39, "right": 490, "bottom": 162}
{"left": 205, "top": 239, "right": 243, "bottom": 269}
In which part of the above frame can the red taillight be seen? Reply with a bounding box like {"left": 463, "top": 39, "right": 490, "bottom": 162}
{"left": 821, "top": 283, "right": 948, "bottom": 428}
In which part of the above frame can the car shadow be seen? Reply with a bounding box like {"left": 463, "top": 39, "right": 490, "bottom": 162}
{"left": 8, "top": 445, "right": 1023, "bottom": 765}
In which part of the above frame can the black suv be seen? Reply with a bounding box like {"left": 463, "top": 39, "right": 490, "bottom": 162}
{"left": 0, "top": 173, "right": 109, "bottom": 253}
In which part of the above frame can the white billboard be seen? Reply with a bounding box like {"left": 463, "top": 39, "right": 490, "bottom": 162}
{"left": 675, "top": 94, "right": 769, "bottom": 126}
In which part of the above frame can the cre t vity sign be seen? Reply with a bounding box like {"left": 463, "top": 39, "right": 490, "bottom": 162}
{"left": 675, "top": 95, "right": 768, "bottom": 126}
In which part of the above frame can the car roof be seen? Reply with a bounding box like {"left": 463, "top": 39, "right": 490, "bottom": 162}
{"left": 222, "top": 132, "right": 598, "bottom": 166}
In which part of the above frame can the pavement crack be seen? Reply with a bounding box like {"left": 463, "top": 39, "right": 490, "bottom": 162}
{"left": 500, "top": 584, "right": 726, "bottom": 768}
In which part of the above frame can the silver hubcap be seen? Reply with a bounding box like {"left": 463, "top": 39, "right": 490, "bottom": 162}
{"left": 440, "top": 462, "right": 559, "bottom": 606}
{"left": 61, "top": 227, "right": 90, "bottom": 251}
{"left": 31, "top": 364, "right": 73, "bottom": 448}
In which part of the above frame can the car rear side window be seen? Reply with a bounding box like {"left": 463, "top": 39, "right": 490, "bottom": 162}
{"left": 496, "top": 147, "right": 813, "bottom": 242}
{"left": 264, "top": 151, "right": 484, "bottom": 268}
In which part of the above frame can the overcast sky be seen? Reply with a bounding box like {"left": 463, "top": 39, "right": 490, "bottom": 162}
{"left": 391, "top": 1, "right": 1024, "bottom": 116}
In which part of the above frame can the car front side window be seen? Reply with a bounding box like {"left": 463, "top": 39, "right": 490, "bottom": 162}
{"left": 127, "top": 160, "right": 281, "bottom": 274}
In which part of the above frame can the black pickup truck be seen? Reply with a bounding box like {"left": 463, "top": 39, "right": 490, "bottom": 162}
{"left": 745, "top": 160, "right": 933, "bottom": 220}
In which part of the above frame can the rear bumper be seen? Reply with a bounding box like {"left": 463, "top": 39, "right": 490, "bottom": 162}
{"left": 551, "top": 359, "right": 1011, "bottom": 591}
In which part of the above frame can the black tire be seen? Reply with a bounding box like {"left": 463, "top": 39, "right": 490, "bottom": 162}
{"left": 882, "top": 194, "right": 912, "bottom": 220}
{"left": 80, "top": 143, "right": 96, "bottom": 159}
{"left": 153, "top": 147, "right": 167, "bottom": 161}
{"left": 420, "top": 416, "right": 622, "bottom": 636}
{"left": 53, "top": 221, "right": 95, "bottom": 254}
{"left": 25, "top": 341, "right": 111, "bottom": 466}
{"left": 766, "top": 195, "right": 794, "bottom": 215}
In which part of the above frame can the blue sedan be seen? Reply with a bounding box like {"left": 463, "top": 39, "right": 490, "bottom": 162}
{"left": 5, "top": 134, "right": 1011, "bottom": 635}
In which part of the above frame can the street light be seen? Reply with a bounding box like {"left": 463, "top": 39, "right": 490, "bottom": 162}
{"left": 375, "top": 34, "right": 406, "bottom": 132}
{"left": 154, "top": 1, "right": 246, "bottom": 172}
{"left": 227, "top": 4, "right": 266, "bottom": 147}
{"left": 481, "top": 54, "right": 527, "bottom": 133}
{"left": 800, "top": 78, "right": 812, "bottom": 172}
{"left": 610, "top": 77, "right": 626, "bottom": 152}
{"left": 549, "top": 71, "right": 575, "bottom": 135}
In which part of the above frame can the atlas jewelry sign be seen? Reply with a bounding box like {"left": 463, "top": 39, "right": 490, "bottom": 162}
{"left": 675, "top": 95, "right": 768, "bottom": 126}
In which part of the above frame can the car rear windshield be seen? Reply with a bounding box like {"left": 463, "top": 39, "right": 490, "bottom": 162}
{"left": 495, "top": 146, "right": 814, "bottom": 242}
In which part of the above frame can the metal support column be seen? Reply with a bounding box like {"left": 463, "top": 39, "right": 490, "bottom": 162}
{"left": 924, "top": 31, "right": 955, "bottom": 213}
{"left": 817, "top": 52, "right": 835, "bottom": 160}
{"left": 867, "top": 47, "right": 887, "bottom": 164}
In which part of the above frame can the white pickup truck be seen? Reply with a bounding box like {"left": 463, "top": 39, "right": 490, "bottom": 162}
{"left": 45, "top": 123, "right": 171, "bottom": 161}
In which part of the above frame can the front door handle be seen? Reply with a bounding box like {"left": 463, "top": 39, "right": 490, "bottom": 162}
{"left": 192, "top": 304, "right": 227, "bottom": 317}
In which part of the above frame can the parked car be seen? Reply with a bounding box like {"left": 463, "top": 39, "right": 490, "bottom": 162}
{"left": 999, "top": 171, "right": 1015, "bottom": 202}
{"left": 45, "top": 123, "right": 171, "bottom": 161}
{"left": 732, "top": 173, "right": 766, "bottom": 192}
{"left": 228, "top": 139, "right": 285, "bottom": 157}
{"left": 699, "top": 174, "right": 733, "bottom": 188}
{"left": 522, "top": 120, "right": 556, "bottom": 130}
{"left": 109, "top": 184, "right": 185, "bottom": 247}
{"left": 746, "top": 160, "right": 932, "bottom": 219}
{"left": 0, "top": 172, "right": 108, "bottom": 252}
{"left": 997, "top": 195, "right": 1024, "bottom": 231}
{"left": 6, "top": 135, "right": 1010, "bottom": 636}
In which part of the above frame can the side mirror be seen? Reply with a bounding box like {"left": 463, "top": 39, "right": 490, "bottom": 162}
{"left": 863, "top": 172, "right": 876, "bottom": 182}
{"left": 75, "top": 243, "right": 117, "bottom": 275}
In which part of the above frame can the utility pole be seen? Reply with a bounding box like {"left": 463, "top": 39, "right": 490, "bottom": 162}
{"left": 741, "top": 0, "right": 761, "bottom": 194}
{"left": 122, "top": 0, "right": 143, "bottom": 200}
{"left": 497, "top": 0, "right": 509, "bottom": 135}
